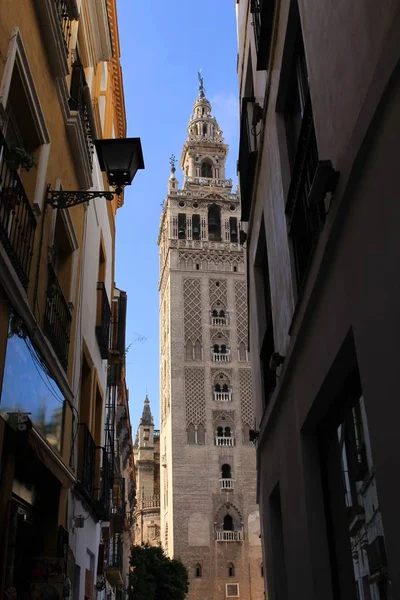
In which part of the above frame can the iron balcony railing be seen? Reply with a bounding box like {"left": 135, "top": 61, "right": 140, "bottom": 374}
{"left": 94, "top": 447, "right": 112, "bottom": 520}
{"left": 238, "top": 97, "right": 258, "bottom": 221}
{"left": 77, "top": 423, "right": 96, "bottom": 498}
{"left": 44, "top": 263, "right": 72, "bottom": 369}
{"left": 250, "top": 0, "right": 276, "bottom": 70}
{"left": 106, "top": 533, "right": 123, "bottom": 570}
{"left": 55, "top": 0, "right": 73, "bottom": 56}
{"left": 0, "top": 134, "right": 37, "bottom": 289}
{"left": 216, "top": 530, "right": 243, "bottom": 542}
{"left": 286, "top": 93, "right": 322, "bottom": 291}
{"left": 112, "top": 476, "right": 126, "bottom": 533}
{"left": 69, "top": 60, "right": 94, "bottom": 170}
{"left": 96, "top": 282, "right": 111, "bottom": 359}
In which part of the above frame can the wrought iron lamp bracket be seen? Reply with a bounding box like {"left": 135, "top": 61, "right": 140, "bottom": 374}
{"left": 47, "top": 186, "right": 122, "bottom": 209}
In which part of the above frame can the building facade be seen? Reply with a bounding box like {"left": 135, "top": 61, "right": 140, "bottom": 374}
{"left": 0, "top": 0, "right": 138, "bottom": 595}
{"left": 236, "top": 0, "right": 400, "bottom": 599}
{"left": 158, "top": 80, "right": 263, "bottom": 600}
{"left": 133, "top": 396, "right": 161, "bottom": 546}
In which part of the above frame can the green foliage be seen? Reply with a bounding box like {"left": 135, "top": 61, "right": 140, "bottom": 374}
{"left": 128, "top": 544, "right": 189, "bottom": 600}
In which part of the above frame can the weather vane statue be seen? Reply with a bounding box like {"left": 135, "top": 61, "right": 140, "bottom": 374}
{"left": 198, "top": 69, "right": 205, "bottom": 98}
{"left": 169, "top": 154, "right": 176, "bottom": 173}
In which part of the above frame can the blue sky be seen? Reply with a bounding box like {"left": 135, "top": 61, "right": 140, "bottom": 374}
{"left": 115, "top": 0, "right": 239, "bottom": 431}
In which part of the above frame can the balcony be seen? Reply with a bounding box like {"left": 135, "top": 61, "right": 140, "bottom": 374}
{"left": 105, "top": 533, "right": 123, "bottom": 586}
{"left": 44, "top": 263, "right": 72, "bottom": 369}
{"left": 135, "top": 495, "right": 160, "bottom": 511}
{"left": 76, "top": 423, "right": 96, "bottom": 500}
{"left": 96, "top": 282, "right": 111, "bottom": 359}
{"left": 220, "top": 478, "right": 235, "bottom": 490}
{"left": 34, "top": 0, "right": 78, "bottom": 77}
{"left": 94, "top": 447, "right": 112, "bottom": 520}
{"left": 66, "top": 61, "right": 96, "bottom": 189}
{"left": 111, "top": 476, "right": 126, "bottom": 533}
{"left": 212, "top": 352, "right": 230, "bottom": 363}
{"left": 211, "top": 316, "right": 227, "bottom": 326}
{"left": 213, "top": 391, "right": 232, "bottom": 402}
{"left": 250, "top": 0, "right": 276, "bottom": 70}
{"left": 215, "top": 436, "right": 234, "bottom": 447}
{"left": 216, "top": 530, "right": 243, "bottom": 542}
{"left": 185, "top": 176, "right": 232, "bottom": 188}
{"left": 110, "top": 291, "right": 127, "bottom": 360}
{"left": 0, "top": 134, "right": 37, "bottom": 290}
{"left": 238, "top": 97, "right": 258, "bottom": 221}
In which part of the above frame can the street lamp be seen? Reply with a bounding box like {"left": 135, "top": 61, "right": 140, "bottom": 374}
{"left": 47, "top": 137, "right": 144, "bottom": 209}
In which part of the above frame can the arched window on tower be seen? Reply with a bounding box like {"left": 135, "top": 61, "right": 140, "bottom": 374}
{"left": 185, "top": 341, "right": 193, "bottom": 360}
{"left": 197, "top": 423, "right": 205, "bottom": 445}
{"left": 201, "top": 160, "right": 213, "bottom": 178}
{"left": 208, "top": 204, "right": 221, "bottom": 241}
{"left": 203, "top": 123, "right": 208, "bottom": 136}
{"left": 217, "top": 426, "right": 223, "bottom": 437}
{"left": 187, "top": 424, "right": 196, "bottom": 445}
{"left": 223, "top": 514, "right": 234, "bottom": 531}
{"left": 195, "top": 563, "right": 202, "bottom": 578}
{"left": 238, "top": 343, "right": 247, "bottom": 361}
{"left": 228, "top": 563, "right": 235, "bottom": 577}
{"left": 224, "top": 426, "right": 231, "bottom": 438}
{"left": 194, "top": 341, "right": 202, "bottom": 360}
{"left": 221, "top": 464, "right": 232, "bottom": 479}
{"left": 192, "top": 214, "right": 201, "bottom": 240}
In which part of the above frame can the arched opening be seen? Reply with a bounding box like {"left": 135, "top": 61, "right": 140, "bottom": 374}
{"left": 219, "top": 309, "right": 225, "bottom": 318}
{"left": 201, "top": 160, "right": 212, "bottom": 178}
{"left": 222, "top": 383, "right": 229, "bottom": 392}
{"left": 213, "top": 344, "right": 220, "bottom": 354}
{"left": 220, "top": 344, "right": 227, "bottom": 354}
{"left": 221, "top": 464, "right": 232, "bottom": 479}
{"left": 239, "top": 343, "right": 247, "bottom": 361}
{"left": 197, "top": 423, "right": 205, "bottom": 444}
{"left": 187, "top": 424, "right": 195, "bottom": 445}
{"left": 217, "top": 426, "right": 223, "bottom": 437}
{"left": 203, "top": 123, "right": 208, "bottom": 136}
{"left": 223, "top": 514, "right": 234, "bottom": 531}
{"left": 228, "top": 563, "right": 235, "bottom": 577}
{"left": 194, "top": 341, "right": 202, "bottom": 360}
{"left": 208, "top": 204, "right": 221, "bottom": 241}
{"left": 215, "top": 383, "right": 221, "bottom": 392}
{"left": 212, "top": 309, "right": 218, "bottom": 317}
{"left": 185, "top": 341, "right": 193, "bottom": 360}
{"left": 195, "top": 563, "right": 202, "bottom": 578}
{"left": 224, "top": 426, "right": 231, "bottom": 438}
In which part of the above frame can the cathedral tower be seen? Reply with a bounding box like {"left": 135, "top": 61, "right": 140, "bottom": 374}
{"left": 158, "top": 77, "right": 263, "bottom": 600}
{"left": 133, "top": 395, "right": 161, "bottom": 546}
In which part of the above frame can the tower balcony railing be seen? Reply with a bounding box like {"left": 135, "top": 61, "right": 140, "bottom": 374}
{"left": 212, "top": 351, "right": 231, "bottom": 363}
{"left": 215, "top": 436, "right": 235, "bottom": 447}
{"left": 135, "top": 495, "right": 160, "bottom": 511}
{"left": 44, "top": 263, "right": 72, "bottom": 369}
{"left": 220, "top": 478, "right": 235, "bottom": 490}
{"left": 216, "top": 530, "right": 243, "bottom": 542}
{"left": 213, "top": 391, "right": 232, "bottom": 402}
{"left": 185, "top": 176, "right": 232, "bottom": 188}
{"left": 211, "top": 316, "right": 228, "bottom": 326}
{"left": 0, "top": 133, "right": 37, "bottom": 290}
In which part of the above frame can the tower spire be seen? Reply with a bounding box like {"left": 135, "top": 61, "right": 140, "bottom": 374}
{"left": 140, "top": 394, "right": 153, "bottom": 426}
{"left": 197, "top": 69, "right": 205, "bottom": 98}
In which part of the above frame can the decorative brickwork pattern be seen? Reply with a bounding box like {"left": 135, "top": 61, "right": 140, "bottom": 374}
{"left": 209, "top": 278, "right": 228, "bottom": 309}
{"left": 185, "top": 367, "right": 206, "bottom": 426}
{"left": 235, "top": 281, "right": 248, "bottom": 346}
{"left": 184, "top": 279, "right": 202, "bottom": 344}
{"left": 239, "top": 369, "right": 254, "bottom": 426}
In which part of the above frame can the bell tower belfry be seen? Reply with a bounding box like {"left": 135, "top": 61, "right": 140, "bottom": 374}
{"left": 158, "top": 77, "right": 263, "bottom": 600}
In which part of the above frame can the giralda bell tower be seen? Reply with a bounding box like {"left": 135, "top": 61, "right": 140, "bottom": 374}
{"left": 158, "top": 76, "right": 263, "bottom": 600}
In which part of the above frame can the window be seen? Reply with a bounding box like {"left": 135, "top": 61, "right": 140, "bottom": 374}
{"left": 228, "top": 563, "right": 235, "bottom": 578}
{"left": 277, "top": 1, "right": 335, "bottom": 293}
{"left": 223, "top": 514, "right": 234, "bottom": 531}
{"left": 255, "top": 217, "right": 276, "bottom": 409}
{"left": 224, "top": 427, "right": 231, "bottom": 438}
{"left": 186, "top": 341, "right": 193, "bottom": 360}
{"left": 195, "top": 563, "right": 202, "bottom": 578}
{"left": 201, "top": 160, "right": 212, "bottom": 178}
{"left": 251, "top": 0, "right": 277, "bottom": 70}
{"left": 238, "top": 343, "right": 247, "bottom": 361}
{"left": 194, "top": 341, "right": 202, "bottom": 360}
{"left": 192, "top": 214, "right": 201, "bottom": 240}
{"left": 226, "top": 584, "right": 239, "bottom": 597}
{"left": 143, "top": 428, "right": 150, "bottom": 441}
{"left": 238, "top": 55, "right": 257, "bottom": 221}
{"left": 208, "top": 204, "right": 221, "bottom": 241}
{"left": 221, "top": 464, "right": 232, "bottom": 479}
{"left": 187, "top": 424, "right": 196, "bottom": 445}
{"left": 203, "top": 123, "right": 208, "bottom": 136}
{"left": 178, "top": 213, "right": 186, "bottom": 239}
{"left": 229, "top": 217, "right": 238, "bottom": 243}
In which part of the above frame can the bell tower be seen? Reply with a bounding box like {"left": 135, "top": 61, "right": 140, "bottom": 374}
{"left": 158, "top": 77, "right": 263, "bottom": 600}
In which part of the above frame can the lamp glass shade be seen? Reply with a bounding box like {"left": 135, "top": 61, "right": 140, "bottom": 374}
{"left": 94, "top": 138, "right": 144, "bottom": 188}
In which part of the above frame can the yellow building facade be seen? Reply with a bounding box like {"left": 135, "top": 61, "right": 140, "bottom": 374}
{"left": 0, "top": 0, "right": 137, "bottom": 596}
